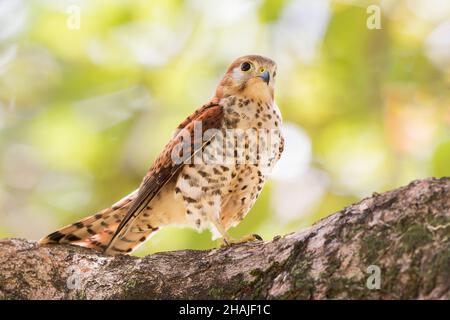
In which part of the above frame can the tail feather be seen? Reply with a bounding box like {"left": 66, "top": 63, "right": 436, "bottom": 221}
{"left": 39, "top": 191, "right": 137, "bottom": 252}
{"left": 39, "top": 189, "right": 160, "bottom": 255}
{"left": 39, "top": 207, "right": 126, "bottom": 251}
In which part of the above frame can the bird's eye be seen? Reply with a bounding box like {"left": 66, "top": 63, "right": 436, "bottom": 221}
{"left": 241, "top": 62, "right": 252, "bottom": 72}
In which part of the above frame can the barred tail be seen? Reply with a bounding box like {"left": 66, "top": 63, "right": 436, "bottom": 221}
{"left": 39, "top": 191, "right": 140, "bottom": 253}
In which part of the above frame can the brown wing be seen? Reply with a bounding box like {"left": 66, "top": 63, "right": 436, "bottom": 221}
{"left": 105, "top": 102, "right": 224, "bottom": 254}
{"left": 173, "top": 98, "right": 220, "bottom": 135}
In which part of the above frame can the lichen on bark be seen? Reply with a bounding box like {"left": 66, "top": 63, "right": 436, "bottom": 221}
{"left": 0, "top": 177, "right": 449, "bottom": 300}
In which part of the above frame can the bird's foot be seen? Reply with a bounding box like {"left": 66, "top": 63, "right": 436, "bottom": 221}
{"left": 219, "top": 234, "right": 263, "bottom": 247}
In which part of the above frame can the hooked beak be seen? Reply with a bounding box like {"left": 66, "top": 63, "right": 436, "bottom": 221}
{"left": 259, "top": 70, "right": 270, "bottom": 85}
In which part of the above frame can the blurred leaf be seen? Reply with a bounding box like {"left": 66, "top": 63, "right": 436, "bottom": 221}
{"left": 258, "top": 0, "right": 287, "bottom": 23}
{"left": 432, "top": 140, "right": 450, "bottom": 177}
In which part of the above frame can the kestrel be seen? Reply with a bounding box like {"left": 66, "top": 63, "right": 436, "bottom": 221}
{"left": 39, "top": 55, "right": 284, "bottom": 255}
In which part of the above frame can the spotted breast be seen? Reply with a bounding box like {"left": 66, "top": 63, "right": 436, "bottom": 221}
{"left": 175, "top": 94, "right": 284, "bottom": 240}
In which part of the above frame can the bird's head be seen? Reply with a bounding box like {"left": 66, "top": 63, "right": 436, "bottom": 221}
{"left": 216, "top": 55, "right": 277, "bottom": 102}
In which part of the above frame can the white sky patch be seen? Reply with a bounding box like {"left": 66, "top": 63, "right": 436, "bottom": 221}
{"left": 0, "top": 0, "right": 27, "bottom": 42}
{"left": 406, "top": 0, "right": 450, "bottom": 23}
{"left": 0, "top": 45, "right": 17, "bottom": 74}
{"left": 425, "top": 20, "right": 450, "bottom": 71}
{"left": 2, "top": 144, "right": 43, "bottom": 190}
{"left": 274, "top": 0, "right": 331, "bottom": 65}
{"left": 188, "top": 0, "right": 260, "bottom": 27}
{"left": 0, "top": 103, "right": 4, "bottom": 129}
{"left": 271, "top": 123, "right": 312, "bottom": 181}
{"left": 5, "top": 203, "right": 55, "bottom": 239}
{"left": 272, "top": 168, "right": 329, "bottom": 221}
{"left": 73, "top": 85, "right": 153, "bottom": 131}
{"left": 269, "top": 117, "right": 328, "bottom": 222}
{"left": 114, "top": 22, "right": 192, "bottom": 67}
{"left": 36, "top": 171, "right": 93, "bottom": 210}
{"left": 35, "top": 0, "right": 89, "bottom": 11}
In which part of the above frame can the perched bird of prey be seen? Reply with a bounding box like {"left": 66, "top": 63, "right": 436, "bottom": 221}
{"left": 39, "top": 55, "right": 284, "bottom": 255}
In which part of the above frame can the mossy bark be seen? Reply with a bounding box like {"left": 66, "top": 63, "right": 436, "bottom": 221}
{"left": 0, "top": 177, "right": 449, "bottom": 299}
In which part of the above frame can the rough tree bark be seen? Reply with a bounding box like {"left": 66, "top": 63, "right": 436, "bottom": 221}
{"left": 0, "top": 177, "right": 449, "bottom": 300}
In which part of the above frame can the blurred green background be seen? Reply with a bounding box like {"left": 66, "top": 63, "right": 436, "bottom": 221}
{"left": 0, "top": 0, "right": 449, "bottom": 256}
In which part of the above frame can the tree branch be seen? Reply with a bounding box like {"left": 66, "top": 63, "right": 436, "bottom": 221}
{"left": 0, "top": 177, "right": 449, "bottom": 299}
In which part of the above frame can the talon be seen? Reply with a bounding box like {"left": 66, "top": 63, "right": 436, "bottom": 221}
{"left": 218, "top": 234, "right": 263, "bottom": 247}
{"left": 252, "top": 233, "right": 263, "bottom": 241}
{"left": 219, "top": 238, "right": 232, "bottom": 247}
